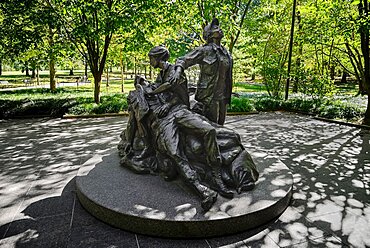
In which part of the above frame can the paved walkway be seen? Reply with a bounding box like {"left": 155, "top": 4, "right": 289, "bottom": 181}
{"left": 0, "top": 112, "right": 369, "bottom": 248}
{"left": 0, "top": 84, "right": 50, "bottom": 92}
{"left": 0, "top": 82, "right": 91, "bottom": 92}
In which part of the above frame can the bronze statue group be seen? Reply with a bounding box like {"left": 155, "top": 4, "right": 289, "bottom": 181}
{"left": 118, "top": 19, "right": 259, "bottom": 211}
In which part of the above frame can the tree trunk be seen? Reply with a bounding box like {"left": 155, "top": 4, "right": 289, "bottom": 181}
{"left": 31, "top": 69, "right": 36, "bottom": 78}
{"left": 330, "top": 66, "right": 335, "bottom": 80}
{"left": 69, "top": 68, "right": 74, "bottom": 76}
{"left": 285, "top": 0, "right": 297, "bottom": 100}
{"left": 341, "top": 71, "right": 347, "bottom": 84}
{"left": 0, "top": 59, "right": 2, "bottom": 76}
{"left": 359, "top": 79, "right": 366, "bottom": 95}
{"left": 48, "top": 27, "right": 56, "bottom": 91}
{"left": 25, "top": 64, "right": 30, "bottom": 76}
{"left": 120, "top": 49, "right": 124, "bottom": 93}
{"left": 36, "top": 65, "right": 40, "bottom": 85}
{"left": 134, "top": 58, "right": 137, "bottom": 75}
{"left": 93, "top": 72, "right": 101, "bottom": 104}
{"left": 84, "top": 54, "right": 88, "bottom": 77}
{"left": 359, "top": 1, "right": 370, "bottom": 119}
{"left": 293, "top": 11, "right": 302, "bottom": 93}
{"left": 293, "top": 49, "right": 301, "bottom": 93}
{"left": 106, "top": 68, "right": 109, "bottom": 87}
{"left": 49, "top": 58, "right": 56, "bottom": 91}
{"left": 365, "top": 94, "right": 370, "bottom": 124}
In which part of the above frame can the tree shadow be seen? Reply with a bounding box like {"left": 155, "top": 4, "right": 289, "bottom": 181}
{"left": 1, "top": 113, "right": 369, "bottom": 247}
{"left": 234, "top": 112, "right": 370, "bottom": 247}
{"left": 0, "top": 179, "right": 75, "bottom": 247}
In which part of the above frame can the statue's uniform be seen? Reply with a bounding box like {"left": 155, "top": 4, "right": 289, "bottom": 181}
{"left": 149, "top": 63, "right": 222, "bottom": 169}
{"left": 175, "top": 43, "right": 233, "bottom": 125}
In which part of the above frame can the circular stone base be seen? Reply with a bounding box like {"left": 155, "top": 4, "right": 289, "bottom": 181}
{"left": 76, "top": 151, "right": 293, "bottom": 238}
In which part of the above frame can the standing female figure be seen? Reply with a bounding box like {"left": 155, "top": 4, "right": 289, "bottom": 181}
{"left": 171, "top": 18, "right": 233, "bottom": 125}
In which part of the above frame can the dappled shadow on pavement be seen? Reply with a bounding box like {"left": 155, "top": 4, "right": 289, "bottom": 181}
{"left": 0, "top": 178, "right": 139, "bottom": 248}
{"left": 0, "top": 113, "right": 369, "bottom": 247}
{"left": 233, "top": 112, "right": 370, "bottom": 247}
{"left": 0, "top": 117, "right": 126, "bottom": 233}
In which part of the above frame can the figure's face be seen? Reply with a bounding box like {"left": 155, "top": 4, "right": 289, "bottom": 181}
{"left": 211, "top": 25, "right": 224, "bottom": 40}
{"left": 149, "top": 56, "right": 160, "bottom": 68}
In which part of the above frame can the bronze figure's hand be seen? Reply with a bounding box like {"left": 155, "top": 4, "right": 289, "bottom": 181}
{"left": 169, "top": 68, "right": 182, "bottom": 85}
{"left": 156, "top": 103, "right": 170, "bottom": 118}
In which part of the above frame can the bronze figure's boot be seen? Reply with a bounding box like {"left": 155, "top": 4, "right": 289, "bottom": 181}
{"left": 212, "top": 169, "right": 234, "bottom": 199}
{"left": 193, "top": 182, "right": 218, "bottom": 211}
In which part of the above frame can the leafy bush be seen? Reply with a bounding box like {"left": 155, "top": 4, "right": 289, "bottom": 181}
{"left": 293, "top": 69, "right": 336, "bottom": 97}
{"left": 260, "top": 57, "right": 286, "bottom": 98}
{"left": 0, "top": 98, "right": 78, "bottom": 118}
{"left": 282, "top": 98, "right": 322, "bottom": 113}
{"left": 318, "top": 100, "right": 364, "bottom": 120}
{"left": 67, "top": 103, "right": 96, "bottom": 115}
{"left": 228, "top": 97, "right": 255, "bottom": 112}
{"left": 0, "top": 87, "right": 365, "bottom": 122}
{"left": 0, "top": 88, "right": 128, "bottom": 118}
{"left": 67, "top": 94, "right": 128, "bottom": 115}
{"left": 254, "top": 97, "right": 282, "bottom": 111}
{"left": 229, "top": 95, "right": 365, "bottom": 121}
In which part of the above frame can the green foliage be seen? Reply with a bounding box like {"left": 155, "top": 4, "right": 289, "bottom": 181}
{"left": 68, "top": 94, "right": 128, "bottom": 115}
{"left": 233, "top": 82, "right": 266, "bottom": 92}
{"left": 254, "top": 97, "right": 282, "bottom": 111}
{"left": 1, "top": 0, "right": 369, "bottom": 120}
{"left": 282, "top": 97, "right": 322, "bottom": 113}
{"left": 0, "top": 86, "right": 365, "bottom": 122}
{"left": 0, "top": 98, "right": 77, "bottom": 118}
{"left": 260, "top": 56, "right": 286, "bottom": 98}
{"left": 228, "top": 97, "right": 255, "bottom": 112}
{"left": 0, "top": 88, "right": 128, "bottom": 118}
{"left": 318, "top": 100, "right": 364, "bottom": 120}
{"left": 294, "top": 70, "right": 336, "bottom": 97}
{"left": 226, "top": 94, "right": 365, "bottom": 121}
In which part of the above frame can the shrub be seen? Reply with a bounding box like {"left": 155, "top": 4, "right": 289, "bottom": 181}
{"left": 67, "top": 103, "right": 96, "bottom": 115}
{"left": 0, "top": 88, "right": 128, "bottom": 118}
{"left": 318, "top": 100, "right": 364, "bottom": 120}
{"left": 281, "top": 98, "right": 322, "bottom": 113}
{"left": 254, "top": 97, "right": 282, "bottom": 111}
{"left": 228, "top": 97, "right": 255, "bottom": 112}
{"left": 67, "top": 94, "right": 128, "bottom": 115}
{"left": 0, "top": 98, "right": 79, "bottom": 118}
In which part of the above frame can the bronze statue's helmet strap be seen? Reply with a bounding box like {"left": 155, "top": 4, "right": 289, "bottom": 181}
{"left": 148, "top": 45, "right": 170, "bottom": 61}
{"left": 203, "top": 18, "right": 220, "bottom": 41}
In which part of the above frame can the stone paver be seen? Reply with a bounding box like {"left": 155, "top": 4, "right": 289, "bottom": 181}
{"left": 0, "top": 112, "right": 369, "bottom": 247}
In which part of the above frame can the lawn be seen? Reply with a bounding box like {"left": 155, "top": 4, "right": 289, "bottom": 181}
{"left": 0, "top": 70, "right": 367, "bottom": 123}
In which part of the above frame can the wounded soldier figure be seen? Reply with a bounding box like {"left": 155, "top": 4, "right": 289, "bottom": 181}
{"left": 118, "top": 45, "right": 259, "bottom": 211}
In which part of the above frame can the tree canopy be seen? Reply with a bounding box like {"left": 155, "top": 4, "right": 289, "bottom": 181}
{"left": 1, "top": 0, "right": 370, "bottom": 122}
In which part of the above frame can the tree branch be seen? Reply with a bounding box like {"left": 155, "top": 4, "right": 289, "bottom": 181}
{"left": 231, "top": 0, "right": 252, "bottom": 52}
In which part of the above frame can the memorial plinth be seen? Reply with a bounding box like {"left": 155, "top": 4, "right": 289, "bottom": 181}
{"left": 76, "top": 150, "right": 292, "bottom": 238}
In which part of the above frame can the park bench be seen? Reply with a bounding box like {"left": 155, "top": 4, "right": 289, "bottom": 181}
{"left": 57, "top": 75, "right": 90, "bottom": 87}
{"left": 77, "top": 76, "right": 90, "bottom": 84}
{"left": 23, "top": 78, "right": 35, "bottom": 86}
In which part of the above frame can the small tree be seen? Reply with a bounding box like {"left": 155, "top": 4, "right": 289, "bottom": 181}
{"left": 45, "top": 0, "right": 159, "bottom": 103}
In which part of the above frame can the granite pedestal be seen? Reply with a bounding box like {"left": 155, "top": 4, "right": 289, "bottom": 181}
{"left": 76, "top": 151, "right": 293, "bottom": 238}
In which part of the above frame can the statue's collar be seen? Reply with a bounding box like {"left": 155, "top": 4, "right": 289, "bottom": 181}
{"left": 162, "top": 62, "right": 170, "bottom": 71}
{"left": 210, "top": 43, "right": 227, "bottom": 54}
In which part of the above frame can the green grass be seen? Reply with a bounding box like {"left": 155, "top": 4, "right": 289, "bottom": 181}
{"left": 334, "top": 82, "right": 358, "bottom": 95}
{"left": 233, "top": 82, "right": 267, "bottom": 93}
{"left": 0, "top": 71, "right": 367, "bottom": 122}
